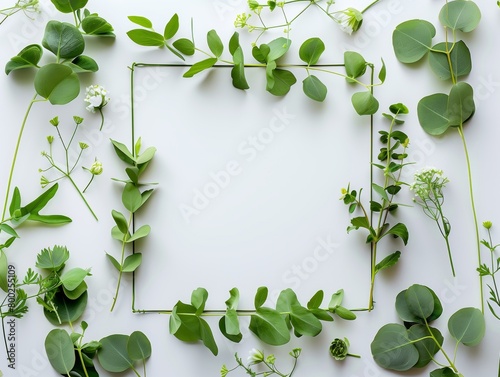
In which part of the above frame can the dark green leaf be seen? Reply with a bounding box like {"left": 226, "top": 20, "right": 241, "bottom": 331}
{"left": 68, "top": 55, "right": 99, "bottom": 73}
{"left": 303, "top": 75, "right": 327, "bottom": 102}
{"left": 374, "top": 251, "right": 401, "bottom": 274}
{"left": 5, "top": 44, "right": 43, "bottom": 74}
{"left": 98, "top": 335, "right": 134, "bottom": 373}
{"left": 199, "top": 318, "right": 218, "bottom": 355}
{"left": 448, "top": 307, "right": 485, "bottom": 346}
{"left": 299, "top": 37, "right": 325, "bottom": 65}
{"left": 408, "top": 325, "right": 443, "bottom": 368}
{"left": 50, "top": 0, "right": 87, "bottom": 13}
{"left": 164, "top": 13, "right": 179, "bottom": 40}
{"left": 0, "top": 252, "right": 7, "bottom": 292}
{"left": 121, "top": 253, "right": 142, "bottom": 272}
{"left": 386, "top": 223, "right": 409, "bottom": 245}
{"left": 219, "top": 314, "right": 242, "bottom": 342}
{"left": 34, "top": 64, "right": 80, "bottom": 105}
{"left": 44, "top": 291, "right": 88, "bottom": 325}
{"left": 378, "top": 58, "right": 387, "bottom": 83}
{"left": 42, "top": 21, "right": 84, "bottom": 59}
{"left": 207, "top": 29, "right": 223, "bottom": 57}
{"left": 430, "top": 367, "right": 460, "bottom": 377}
{"left": 405, "top": 284, "right": 435, "bottom": 321}
{"left": 266, "top": 37, "right": 291, "bottom": 62}
{"left": 81, "top": 16, "right": 114, "bottom": 37}
{"left": 127, "top": 331, "right": 152, "bottom": 361}
{"left": 173, "top": 38, "right": 195, "bottom": 55}
{"left": 390, "top": 103, "right": 409, "bottom": 115}
{"left": 127, "top": 29, "right": 164, "bottom": 47}
{"left": 183, "top": 58, "right": 218, "bottom": 78}
{"left": 45, "top": 329, "right": 75, "bottom": 374}
{"left": 392, "top": 19, "right": 435, "bottom": 63}
{"left": 429, "top": 41, "right": 471, "bottom": 81}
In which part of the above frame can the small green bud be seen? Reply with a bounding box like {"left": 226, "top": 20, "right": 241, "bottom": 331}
{"left": 220, "top": 364, "right": 228, "bottom": 377}
{"left": 79, "top": 142, "right": 89, "bottom": 150}
{"left": 89, "top": 160, "right": 103, "bottom": 175}
{"left": 329, "top": 338, "right": 350, "bottom": 361}
{"left": 49, "top": 116, "right": 59, "bottom": 127}
{"left": 483, "top": 221, "right": 493, "bottom": 230}
{"left": 47, "top": 135, "right": 54, "bottom": 144}
{"left": 40, "top": 176, "right": 50, "bottom": 188}
{"left": 266, "top": 354, "right": 276, "bottom": 364}
{"left": 289, "top": 348, "right": 301, "bottom": 358}
{"left": 74, "top": 116, "right": 84, "bottom": 125}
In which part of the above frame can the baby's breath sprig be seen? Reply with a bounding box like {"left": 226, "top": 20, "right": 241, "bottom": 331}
{"left": 39, "top": 116, "right": 99, "bottom": 220}
{"left": 84, "top": 85, "right": 110, "bottom": 131}
{"left": 411, "top": 168, "right": 455, "bottom": 276}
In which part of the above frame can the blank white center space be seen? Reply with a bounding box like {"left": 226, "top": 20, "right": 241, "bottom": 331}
{"left": 132, "top": 65, "right": 371, "bottom": 309}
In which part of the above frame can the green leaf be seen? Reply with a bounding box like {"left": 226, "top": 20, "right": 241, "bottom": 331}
{"left": 44, "top": 291, "right": 88, "bottom": 325}
{"left": 183, "top": 58, "right": 218, "bottom": 78}
{"left": 45, "top": 329, "right": 75, "bottom": 374}
{"left": 122, "top": 183, "right": 142, "bottom": 213}
{"left": 63, "top": 281, "right": 87, "bottom": 300}
{"left": 448, "top": 82, "right": 475, "bottom": 126}
{"left": 121, "top": 253, "right": 142, "bottom": 272}
{"left": 229, "top": 33, "right": 249, "bottom": 90}
{"left": 127, "top": 331, "right": 152, "bottom": 362}
{"left": 112, "top": 210, "right": 129, "bottom": 234}
{"left": 335, "top": 306, "right": 356, "bottom": 320}
{"left": 36, "top": 245, "right": 69, "bottom": 271}
{"left": 350, "top": 216, "right": 370, "bottom": 231}
{"left": 344, "top": 51, "right": 367, "bottom": 81}
{"left": 307, "top": 290, "right": 324, "bottom": 310}
{"left": 98, "top": 335, "right": 134, "bottom": 373}
{"left": 127, "top": 29, "right": 164, "bottom": 46}
{"left": 207, "top": 29, "right": 223, "bottom": 57}
{"left": 371, "top": 323, "right": 419, "bottom": 371}
{"left": 352, "top": 91, "right": 379, "bottom": 115}
{"left": 374, "top": 251, "right": 401, "bottom": 275}
{"left": 219, "top": 312, "right": 242, "bottom": 342}
{"left": 254, "top": 286, "right": 268, "bottom": 309}
{"left": 27, "top": 214, "right": 72, "bottom": 225}
{"left": 67, "top": 55, "right": 98, "bottom": 73}
{"left": 430, "top": 367, "right": 460, "bottom": 377}
{"left": 164, "top": 13, "right": 179, "bottom": 40}
{"left": 60, "top": 268, "right": 90, "bottom": 291}
{"left": 404, "top": 284, "right": 435, "bottom": 322}
{"left": 128, "top": 16, "right": 152, "bottom": 28}
{"left": 392, "top": 19, "right": 436, "bottom": 63}
{"left": 448, "top": 307, "right": 485, "bottom": 346}
{"left": 169, "top": 302, "right": 200, "bottom": 342}
{"left": 136, "top": 146, "right": 156, "bottom": 165}
{"left": 372, "top": 183, "right": 389, "bottom": 201}
{"left": 252, "top": 43, "right": 270, "bottom": 63}
{"left": 106, "top": 253, "right": 122, "bottom": 271}
{"left": 34, "top": 64, "right": 80, "bottom": 105}
{"left": 81, "top": 15, "right": 115, "bottom": 37}
{"left": 0, "top": 251, "right": 7, "bottom": 292}
{"left": 5, "top": 44, "right": 43, "bottom": 74}
{"left": 126, "top": 225, "right": 151, "bottom": 243}
{"left": 267, "top": 69, "right": 296, "bottom": 96}
{"left": 386, "top": 223, "right": 409, "bottom": 245}
{"left": 173, "top": 38, "right": 195, "bottom": 55}
{"left": 266, "top": 37, "right": 291, "bottom": 62}
{"left": 417, "top": 93, "right": 450, "bottom": 135}
{"left": 429, "top": 41, "right": 471, "bottom": 81}
{"left": 439, "top": 0, "right": 481, "bottom": 32}
{"left": 276, "top": 289, "right": 322, "bottom": 337}
{"left": 42, "top": 21, "right": 84, "bottom": 59}
{"left": 199, "top": 319, "right": 218, "bottom": 356}
{"left": 249, "top": 307, "right": 291, "bottom": 345}
{"left": 9, "top": 187, "right": 21, "bottom": 217}
{"left": 225, "top": 288, "right": 239, "bottom": 311}
{"left": 328, "top": 289, "right": 344, "bottom": 309}
{"left": 0, "top": 224, "right": 19, "bottom": 238}
{"left": 396, "top": 286, "right": 442, "bottom": 324}
{"left": 390, "top": 103, "right": 409, "bottom": 114}
{"left": 378, "top": 58, "right": 387, "bottom": 83}
{"left": 302, "top": 75, "right": 327, "bottom": 102}
{"left": 299, "top": 37, "right": 325, "bottom": 65}
{"left": 111, "top": 139, "right": 135, "bottom": 165}
{"left": 408, "top": 325, "right": 443, "bottom": 368}
{"left": 191, "top": 287, "right": 209, "bottom": 314}
{"left": 50, "top": 0, "right": 87, "bottom": 13}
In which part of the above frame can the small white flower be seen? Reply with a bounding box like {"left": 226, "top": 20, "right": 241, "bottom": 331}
{"left": 332, "top": 8, "right": 363, "bottom": 35}
{"left": 84, "top": 85, "right": 110, "bottom": 113}
{"left": 247, "top": 348, "right": 264, "bottom": 364}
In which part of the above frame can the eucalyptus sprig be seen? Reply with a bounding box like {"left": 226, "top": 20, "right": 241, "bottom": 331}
{"left": 478, "top": 221, "right": 500, "bottom": 320}
{"left": 221, "top": 348, "right": 301, "bottom": 377}
{"left": 127, "top": 14, "right": 385, "bottom": 112}
{"left": 342, "top": 103, "right": 411, "bottom": 310}
{"left": 0, "top": 0, "right": 39, "bottom": 26}
{"left": 108, "top": 138, "right": 157, "bottom": 312}
{"left": 39, "top": 116, "right": 99, "bottom": 220}
{"left": 371, "top": 284, "right": 485, "bottom": 377}
{"left": 392, "top": 0, "right": 484, "bottom": 311}
{"left": 411, "top": 168, "right": 454, "bottom": 276}
{"left": 168, "top": 287, "right": 358, "bottom": 355}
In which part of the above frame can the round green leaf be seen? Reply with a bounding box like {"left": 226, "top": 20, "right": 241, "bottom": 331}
{"left": 344, "top": 51, "right": 367, "bottom": 81}
{"left": 417, "top": 93, "right": 450, "bottom": 135}
{"left": 448, "top": 82, "right": 475, "bottom": 126}
{"left": 44, "top": 291, "right": 88, "bottom": 325}
{"left": 42, "top": 21, "right": 85, "bottom": 59}
{"left": 408, "top": 324, "right": 443, "bottom": 368}
{"left": 98, "top": 334, "right": 134, "bottom": 373}
{"left": 249, "top": 307, "right": 290, "bottom": 345}
{"left": 299, "top": 37, "right": 325, "bottom": 65}
{"left": 34, "top": 64, "right": 80, "bottom": 105}
{"left": 266, "top": 69, "right": 296, "bottom": 96}
{"left": 371, "top": 323, "right": 419, "bottom": 371}
{"left": 439, "top": 0, "right": 481, "bottom": 32}
{"left": 303, "top": 75, "right": 327, "bottom": 102}
{"left": 448, "top": 307, "right": 485, "bottom": 346}
{"left": 122, "top": 183, "right": 143, "bottom": 213}
{"left": 351, "top": 91, "right": 379, "bottom": 115}
{"left": 430, "top": 367, "right": 460, "bottom": 377}
{"left": 127, "top": 331, "right": 152, "bottom": 362}
{"left": 5, "top": 44, "right": 43, "bottom": 74}
{"left": 393, "top": 19, "right": 435, "bottom": 63}
{"left": 405, "top": 284, "right": 435, "bottom": 321}
{"left": 81, "top": 16, "right": 115, "bottom": 37}
{"left": 173, "top": 38, "right": 195, "bottom": 56}
{"left": 50, "top": 0, "right": 88, "bottom": 13}
{"left": 45, "top": 329, "right": 75, "bottom": 374}
{"left": 429, "top": 41, "right": 471, "bottom": 81}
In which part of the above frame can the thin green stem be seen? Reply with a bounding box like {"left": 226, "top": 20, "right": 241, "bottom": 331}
{"left": 457, "top": 125, "right": 483, "bottom": 313}
{"left": 110, "top": 212, "right": 133, "bottom": 312}
{"left": 2, "top": 93, "right": 40, "bottom": 222}
{"left": 98, "top": 108, "right": 105, "bottom": 131}
{"left": 67, "top": 175, "right": 98, "bottom": 221}
{"left": 77, "top": 348, "right": 90, "bottom": 377}
{"left": 362, "top": 0, "right": 381, "bottom": 14}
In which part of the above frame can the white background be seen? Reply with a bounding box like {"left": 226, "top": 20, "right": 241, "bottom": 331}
{"left": 0, "top": 0, "right": 499, "bottom": 376}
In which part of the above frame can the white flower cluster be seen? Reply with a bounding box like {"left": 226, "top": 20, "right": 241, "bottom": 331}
{"left": 84, "top": 85, "right": 110, "bottom": 113}
{"left": 410, "top": 167, "right": 449, "bottom": 200}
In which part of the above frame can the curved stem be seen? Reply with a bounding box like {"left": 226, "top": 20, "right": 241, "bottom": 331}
{"left": 457, "top": 126, "right": 483, "bottom": 312}
{"left": 98, "top": 108, "right": 105, "bottom": 131}
{"left": 362, "top": 0, "right": 381, "bottom": 14}
{"left": 2, "top": 93, "right": 39, "bottom": 222}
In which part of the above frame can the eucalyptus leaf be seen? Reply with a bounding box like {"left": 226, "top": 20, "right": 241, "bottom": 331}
{"left": 45, "top": 329, "right": 75, "bottom": 374}
{"left": 299, "top": 37, "right": 325, "bottom": 65}
{"left": 44, "top": 291, "right": 88, "bottom": 326}
{"left": 307, "top": 290, "right": 324, "bottom": 310}
{"left": 447, "top": 82, "right": 475, "bottom": 126}
{"left": 126, "top": 225, "right": 151, "bottom": 243}
{"left": 439, "top": 0, "right": 481, "bottom": 32}
{"left": 448, "top": 307, "right": 485, "bottom": 346}
{"left": 249, "top": 307, "right": 290, "bottom": 345}
{"left": 417, "top": 93, "right": 450, "bottom": 135}
{"left": 42, "top": 21, "right": 84, "bottom": 59}
{"left": 67, "top": 55, "right": 99, "bottom": 73}
{"left": 408, "top": 324, "right": 443, "bottom": 368}
{"left": 111, "top": 139, "right": 135, "bottom": 165}
{"left": 266, "top": 69, "right": 296, "bottom": 96}
{"left": 430, "top": 367, "right": 460, "bottom": 377}
{"left": 191, "top": 287, "right": 208, "bottom": 314}
{"left": 266, "top": 37, "right": 291, "bottom": 62}
{"left": 351, "top": 91, "right": 379, "bottom": 115}
{"left": 219, "top": 312, "right": 243, "bottom": 342}
{"left": 428, "top": 41, "right": 471, "bottom": 81}
{"left": 122, "top": 183, "right": 142, "bottom": 213}
{"left": 112, "top": 210, "right": 129, "bottom": 234}
{"left": 328, "top": 289, "right": 344, "bottom": 310}
{"left": 106, "top": 253, "right": 122, "bottom": 271}
{"left": 5, "top": 44, "right": 43, "bottom": 74}
{"left": 63, "top": 281, "right": 87, "bottom": 300}
{"left": 405, "top": 284, "right": 435, "bottom": 321}
{"left": 136, "top": 146, "right": 156, "bottom": 165}
{"left": 302, "top": 75, "right": 327, "bottom": 102}
{"left": 127, "top": 331, "right": 152, "bottom": 362}
{"left": 34, "top": 64, "right": 80, "bottom": 105}
{"left": 254, "top": 286, "right": 268, "bottom": 309}
{"left": 98, "top": 334, "right": 134, "bottom": 373}
{"left": 199, "top": 318, "right": 219, "bottom": 355}
{"left": 335, "top": 306, "right": 356, "bottom": 320}
{"left": 344, "top": 51, "right": 367, "bottom": 81}
{"left": 393, "top": 19, "right": 436, "bottom": 63}
{"left": 371, "top": 323, "right": 419, "bottom": 371}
